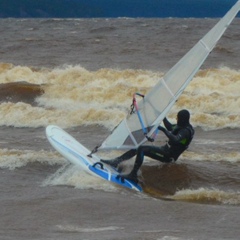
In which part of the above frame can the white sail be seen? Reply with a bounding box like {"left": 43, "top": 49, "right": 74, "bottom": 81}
{"left": 99, "top": 1, "right": 240, "bottom": 151}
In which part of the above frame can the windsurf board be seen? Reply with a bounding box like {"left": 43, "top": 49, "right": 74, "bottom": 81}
{"left": 46, "top": 125, "right": 142, "bottom": 192}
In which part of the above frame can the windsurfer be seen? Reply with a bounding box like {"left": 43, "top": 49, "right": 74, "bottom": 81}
{"left": 101, "top": 109, "right": 194, "bottom": 183}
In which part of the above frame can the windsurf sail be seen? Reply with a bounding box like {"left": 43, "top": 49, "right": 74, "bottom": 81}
{"left": 98, "top": 1, "right": 240, "bottom": 151}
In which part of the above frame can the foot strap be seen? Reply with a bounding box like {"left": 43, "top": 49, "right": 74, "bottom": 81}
{"left": 92, "top": 162, "right": 104, "bottom": 169}
{"left": 116, "top": 174, "right": 125, "bottom": 183}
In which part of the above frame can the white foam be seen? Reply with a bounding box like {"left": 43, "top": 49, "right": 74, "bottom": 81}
{"left": 56, "top": 225, "right": 123, "bottom": 233}
{"left": 171, "top": 187, "right": 240, "bottom": 205}
{"left": 181, "top": 150, "right": 240, "bottom": 163}
{"left": 0, "top": 148, "right": 65, "bottom": 170}
{"left": 42, "top": 164, "right": 119, "bottom": 192}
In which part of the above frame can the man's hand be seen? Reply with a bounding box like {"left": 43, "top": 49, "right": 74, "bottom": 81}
{"left": 158, "top": 125, "right": 166, "bottom": 132}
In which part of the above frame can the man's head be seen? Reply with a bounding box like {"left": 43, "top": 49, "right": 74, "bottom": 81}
{"left": 177, "top": 109, "right": 190, "bottom": 127}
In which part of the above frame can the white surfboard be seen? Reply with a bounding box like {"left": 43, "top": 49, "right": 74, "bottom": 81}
{"left": 46, "top": 125, "right": 142, "bottom": 192}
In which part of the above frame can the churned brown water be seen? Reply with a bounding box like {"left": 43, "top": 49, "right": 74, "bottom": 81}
{"left": 0, "top": 17, "right": 239, "bottom": 239}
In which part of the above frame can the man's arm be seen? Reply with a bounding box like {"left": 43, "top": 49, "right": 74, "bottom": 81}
{"left": 158, "top": 127, "right": 189, "bottom": 144}
{"left": 163, "top": 117, "right": 173, "bottom": 131}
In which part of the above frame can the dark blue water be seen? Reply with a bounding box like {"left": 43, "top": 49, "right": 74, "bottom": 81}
{"left": 0, "top": 0, "right": 239, "bottom": 18}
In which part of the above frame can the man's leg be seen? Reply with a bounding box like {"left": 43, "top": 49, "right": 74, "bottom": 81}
{"left": 143, "top": 145, "right": 172, "bottom": 163}
{"left": 101, "top": 149, "right": 137, "bottom": 168}
{"left": 118, "top": 146, "right": 152, "bottom": 182}
{"left": 119, "top": 145, "right": 171, "bottom": 183}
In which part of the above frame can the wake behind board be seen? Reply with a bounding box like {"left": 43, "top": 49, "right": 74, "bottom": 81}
{"left": 46, "top": 125, "right": 142, "bottom": 192}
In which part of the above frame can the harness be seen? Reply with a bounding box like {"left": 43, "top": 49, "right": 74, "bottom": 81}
{"left": 171, "top": 125, "right": 194, "bottom": 148}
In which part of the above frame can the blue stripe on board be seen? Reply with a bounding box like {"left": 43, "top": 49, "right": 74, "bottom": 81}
{"left": 50, "top": 137, "right": 142, "bottom": 192}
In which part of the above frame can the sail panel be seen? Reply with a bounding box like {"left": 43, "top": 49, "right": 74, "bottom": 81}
{"left": 99, "top": 1, "right": 240, "bottom": 151}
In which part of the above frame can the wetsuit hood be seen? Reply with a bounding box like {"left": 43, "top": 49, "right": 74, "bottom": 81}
{"left": 177, "top": 109, "right": 190, "bottom": 127}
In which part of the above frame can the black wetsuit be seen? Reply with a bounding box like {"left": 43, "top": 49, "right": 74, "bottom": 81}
{"left": 111, "top": 117, "right": 194, "bottom": 172}
{"left": 101, "top": 110, "right": 195, "bottom": 181}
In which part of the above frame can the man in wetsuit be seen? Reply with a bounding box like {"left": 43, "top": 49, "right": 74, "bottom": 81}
{"left": 101, "top": 109, "right": 195, "bottom": 183}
